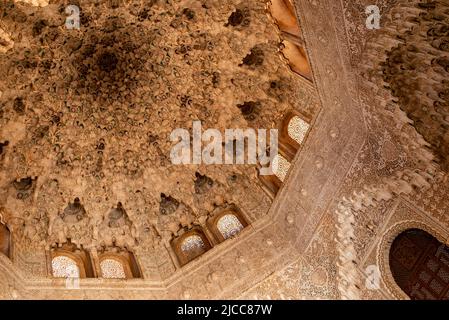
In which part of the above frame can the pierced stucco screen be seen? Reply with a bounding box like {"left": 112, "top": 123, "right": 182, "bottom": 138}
{"left": 181, "top": 235, "right": 205, "bottom": 253}
{"left": 52, "top": 256, "right": 80, "bottom": 278}
{"left": 288, "top": 116, "right": 310, "bottom": 144}
{"left": 273, "top": 154, "right": 291, "bottom": 182}
{"left": 100, "top": 258, "right": 126, "bottom": 279}
{"left": 217, "top": 214, "right": 244, "bottom": 239}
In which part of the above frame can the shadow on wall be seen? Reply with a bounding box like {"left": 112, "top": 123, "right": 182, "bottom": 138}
{"left": 268, "top": 0, "right": 313, "bottom": 81}
{"left": 0, "top": 223, "right": 11, "bottom": 259}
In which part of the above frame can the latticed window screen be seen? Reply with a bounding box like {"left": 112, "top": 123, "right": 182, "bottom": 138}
{"left": 272, "top": 154, "right": 291, "bottom": 182}
{"left": 100, "top": 258, "right": 126, "bottom": 279}
{"left": 181, "top": 235, "right": 205, "bottom": 253}
{"left": 287, "top": 116, "right": 310, "bottom": 144}
{"left": 390, "top": 229, "right": 449, "bottom": 300}
{"left": 52, "top": 255, "right": 80, "bottom": 278}
{"left": 177, "top": 233, "right": 211, "bottom": 265}
{"left": 217, "top": 214, "right": 244, "bottom": 239}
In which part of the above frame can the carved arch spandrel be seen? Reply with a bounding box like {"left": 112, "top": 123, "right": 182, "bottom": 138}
{"left": 0, "top": 0, "right": 408, "bottom": 298}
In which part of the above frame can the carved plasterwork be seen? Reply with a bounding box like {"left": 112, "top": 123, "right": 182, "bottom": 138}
{"left": 0, "top": 0, "right": 367, "bottom": 299}
{"left": 0, "top": 0, "right": 321, "bottom": 287}
{"left": 239, "top": 212, "right": 339, "bottom": 299}
{"left": 0, "top": 0, "right": 447, "bottom": 300}
{"left": 326, "top": 0, "right": 449, "bottom": 300}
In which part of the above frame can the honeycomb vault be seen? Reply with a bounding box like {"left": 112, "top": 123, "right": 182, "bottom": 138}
{"left": 0, "top": 0, "right": 317, "bottom": 282}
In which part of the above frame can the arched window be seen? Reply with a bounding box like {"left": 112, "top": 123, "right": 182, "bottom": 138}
{"left": 207, "top": 206, "right": 248, "bottom": 243}
{"left": 258, "top": 112, "right": 310, "bottom": 199}
{"left": 287, "top": 115, "right": 310, "bottom": 145}
{"left": 181, "top": 235, "right": 205, "bottom": 254}
{"left": 100, "top": 258, "right": 126, "bottom": 279}
{"left": 390, "top": 229, "right": 449, "bottom": 300}
{"left": 217, "top": 214, "right": 244, "bottom": 240}
{"left": 0, "top": 223, "right": 11, "bottom": 258}
{"left": 97, "top": 249, "right": 141, "bottom": 279}
{"left": 51, "top": 255, "right": 81, "bottom": 278}
{"left": 171, "top": 228, "right": 212, "bottom": 266}
{"left": 50, "top": 243, "right": 94, "bottom": 278}
{"left": 272, "top": 154, "right": 291, "bottom": 182}
{"left": 279, "top": 112, "right": 311, "bottom": 160}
